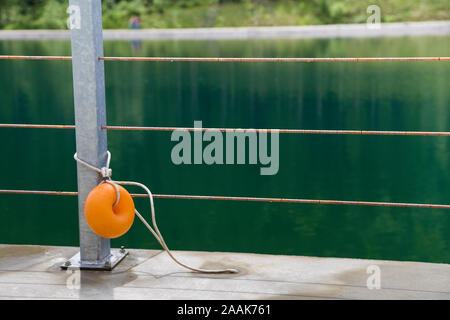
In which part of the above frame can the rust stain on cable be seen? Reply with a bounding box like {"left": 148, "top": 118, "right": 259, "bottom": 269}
{"left": 148, "top": 194, "right": 450, "bottom": 209}
{"left": 0, "top": 55, "right": 72, "bottom": 61}
{"left": 0, "top": 190, "right": 78, "bottom": 196}
{"left": 99, "top": 56, "right": 450, "bottom": 62}
{"left": 1, "top": 55, "right": 450, "bottom": 62}
{"left": 0, "top": 124, "right": 75, "bottom": 129}
{"left": 1, "top": 189, "right": 449, "bottom": 209}
{"left": 1, "top": 124, "right": 450, "bottom": 136}
{"left": 103, "top": 125, "right": 450, "bottom": 136}
{"left": 105, "top": 126, "right": 450, "bottom": 136}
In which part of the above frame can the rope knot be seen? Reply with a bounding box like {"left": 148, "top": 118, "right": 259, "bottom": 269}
{"left": 73, "top": 151, "right": 112, "bottom": 180}
{"left": 101, "top": 167, "right": 112, "bottom": 179}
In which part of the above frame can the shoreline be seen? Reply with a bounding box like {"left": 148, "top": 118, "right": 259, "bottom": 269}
{"left": 0, "top": 21, "right": 449, "bottom": 41}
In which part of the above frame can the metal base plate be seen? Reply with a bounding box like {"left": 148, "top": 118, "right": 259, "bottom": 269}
{"left": 61, "top": 249, "right": 128, "bottom": 271}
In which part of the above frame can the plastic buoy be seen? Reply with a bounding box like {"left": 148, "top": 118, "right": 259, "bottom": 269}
{"left": 84, "top": 183, "right": 135, "bottom": 239}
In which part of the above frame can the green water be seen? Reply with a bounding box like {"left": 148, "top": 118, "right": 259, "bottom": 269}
{"left": 0, "top": 36, "right": 449, "bottom": 264}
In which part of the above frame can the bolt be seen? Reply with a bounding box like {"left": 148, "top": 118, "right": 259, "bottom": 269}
{"left": 120, "top": 246, "right": 125, "bottom": 253}
{"left": 65, "top": 261, "right": 71, "bottom": 267}
{"left": 104, "top": 260, "right": 111, "bottom": 269}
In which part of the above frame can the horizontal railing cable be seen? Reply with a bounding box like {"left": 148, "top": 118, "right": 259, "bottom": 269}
{"left": 1, "top": 55, "right": 450, "bottom": 62}
{"left": 0, "top": 124, "right": 75, "bottom": 129}
{"left": 102, "top": 125, "right": 450, "bottom": 136}
{"left": 99, "top": 56, "right": 450, "bottom": 62}
{"left": 1, "top": 123, "right": 450, "bottom": 136}
{"left": 0, "top": 189, "right": 449, "bottom": 209}
{"left": 0, "top": 55, "right": 72, "bottom": 61}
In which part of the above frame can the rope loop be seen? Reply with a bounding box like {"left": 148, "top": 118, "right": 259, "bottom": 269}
{"left": 74, "top": 151, "right": 113, "bottom": 180}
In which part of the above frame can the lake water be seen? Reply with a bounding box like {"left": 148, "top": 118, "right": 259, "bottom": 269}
{"left": 0, "top": 36, "right": 449, "bottom": 264}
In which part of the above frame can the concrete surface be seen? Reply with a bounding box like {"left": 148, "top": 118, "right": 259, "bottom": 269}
{"left": 0, "top": 244, "right": 449, "bottom": 300}
{"left": 0, "top": 21, "right": 449, "bottom": 41}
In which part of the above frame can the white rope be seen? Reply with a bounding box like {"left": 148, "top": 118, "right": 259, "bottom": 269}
{"left": 74, "top": 151, "right": 112, "bottom": 178}
{"left": 74, "top": 151, "right": 238, "bottom": 274}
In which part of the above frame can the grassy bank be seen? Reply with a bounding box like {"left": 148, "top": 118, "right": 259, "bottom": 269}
{"left": 0, "top": 0, "right": 449, "bottom": 30}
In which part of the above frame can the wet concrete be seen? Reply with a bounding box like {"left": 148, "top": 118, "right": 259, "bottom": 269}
{"left": 0, "top": 244, "right": 448, "bottom": 300}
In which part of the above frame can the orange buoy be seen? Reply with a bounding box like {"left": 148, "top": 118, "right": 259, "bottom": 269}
{"left": 84, "top": 183, "right": 135, "bottom": 239}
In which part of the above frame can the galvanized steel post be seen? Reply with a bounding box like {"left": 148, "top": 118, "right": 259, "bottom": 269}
{"left": 63, "top": 0, "right": 127, "bottom": 270}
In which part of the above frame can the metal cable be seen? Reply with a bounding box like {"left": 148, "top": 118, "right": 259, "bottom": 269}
{"left": 0, "top": 55, "right": 72, "bottom": 61}
{"left": 1, "top": 124, "right": 450, "bottom": 136}
{"left": 1, "top": 55, "right": 450, "bottom": 62}
{"left": 102, "top": 125, "right": 450, "bottom": 136}
{"left": 1, "top": 189, "right": 449, "bottom": 209}
{"left": 0, "top": 124, "right": 75, "bottom": 129}
{"left": 99, "top": 56, "right": 450, "bottom": 62}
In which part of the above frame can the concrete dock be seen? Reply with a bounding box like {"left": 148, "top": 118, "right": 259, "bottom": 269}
{"left": 0, "top": 244, "right": 448, "bottom": 300}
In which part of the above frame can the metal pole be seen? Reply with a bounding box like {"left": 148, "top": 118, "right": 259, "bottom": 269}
{"left": 63, "top": 0, "right": 126, "bottom": 270}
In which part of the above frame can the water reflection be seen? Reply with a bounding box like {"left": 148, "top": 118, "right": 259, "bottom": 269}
{"left": 0, "top": 36, "right": 449, "bottom": 264}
